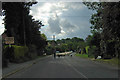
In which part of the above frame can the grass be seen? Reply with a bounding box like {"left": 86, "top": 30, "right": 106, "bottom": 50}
{"left": 75, "top": 53, "right": 119, "bottom": 67}
{"left": 95, "top": 58, "right": 119, "bottom": 66}
{"left": 75, "top": 53, "right": 89, "bottom": 58}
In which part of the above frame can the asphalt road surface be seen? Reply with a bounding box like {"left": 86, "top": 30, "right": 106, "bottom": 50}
{"left": 6, "top": 53, "right": 119, "bottom": 78}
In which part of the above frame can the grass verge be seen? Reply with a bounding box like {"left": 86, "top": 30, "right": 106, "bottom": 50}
{"left": 94, "top": 58, "right": 119, "bottom": 67}
{"left": 75, "top": 53, "right": 119, "bottom": 67}
{"left": 75, "top": 53, "right": 89, "bottom": 58}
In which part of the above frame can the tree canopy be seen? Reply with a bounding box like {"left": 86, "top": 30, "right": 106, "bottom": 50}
{"left": 2, "top": 2, "right": 47, "bottom": 56}
{"left": 84, "top": 2, "right": 120, "bottom": 59}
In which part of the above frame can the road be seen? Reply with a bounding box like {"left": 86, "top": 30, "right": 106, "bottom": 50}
{"left": 5, "top": 53, "right": 119, "bottom": 78}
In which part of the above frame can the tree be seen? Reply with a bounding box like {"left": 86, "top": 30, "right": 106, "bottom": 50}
{"left": 2, "top": 2, "right": 47, "bottom": 58}
{"left": 2, "top": 2, "right": 37, "bottom": 45}
{"left": 83, "top": 2, "right": 120, "bottom": 58}
{"left": 49, "top": 37, "right": 85, "bottom": 53}
{"left": 41, "top": 33, "right": 47, "bottom": 40}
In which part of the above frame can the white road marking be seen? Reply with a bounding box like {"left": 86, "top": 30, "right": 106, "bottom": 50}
{"left": 64, "top": 60, "right": 88, "bottom": 79}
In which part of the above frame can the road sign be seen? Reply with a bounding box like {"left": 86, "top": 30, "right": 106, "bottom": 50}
{"left": 5, "top": 37, "right": 14, "bottom": 44}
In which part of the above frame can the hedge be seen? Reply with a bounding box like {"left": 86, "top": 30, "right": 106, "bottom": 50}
{"left": 4, "top": 45, "right": 29, "bottom": 61}
{"left": 12, "top": 45, "right": 28, "bottom": 60}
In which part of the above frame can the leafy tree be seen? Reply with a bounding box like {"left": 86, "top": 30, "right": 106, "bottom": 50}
{"left": 83, "top": 2, "right": 120, "bottom": 58}
{"left": 41, "top": 33, "right": 47, "bottom": 40}
{"left": 47, "top": 37, "right": 85, "bottom": 53}
{"left": 2, "top": 2, "right": 47, "bottom": 63}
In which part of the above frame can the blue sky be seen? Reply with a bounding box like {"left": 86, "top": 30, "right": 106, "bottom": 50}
{"left": 0, "top": 2, "right": 94, "bottom": 40}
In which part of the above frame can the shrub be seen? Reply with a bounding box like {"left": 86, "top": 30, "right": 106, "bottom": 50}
{"left": 12, "top": 45, "right": 28, "bottom": 60}
{"left": 3, "top": 45, "right": 14, "bottom": 62}
{"left": 3, "top": 45, "right": 29, "bottom": 63}
{"left": 88, "top": 46, "right": 96, "bottom": 58}
{"left": 45, "top": 45, "right": 54, "bottom": 55}
{"left": 85, "top": 46, "right": 89, "bottom": 54}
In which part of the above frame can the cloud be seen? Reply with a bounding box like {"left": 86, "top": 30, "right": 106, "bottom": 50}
{"left": 60, "top": 19, "right": 78, "bottom": 31}
{"left": 30, "top": 2, "right": 93, "bottom": 40}
{"left": 30, "top": 2, "right": 84, "bottom": 23}
{"left": 41, "top": 15, "right": 82, "bottom": 40}
{"left": 48, "top": 16, "right": 61, "bottom": 34}
{"left": 0, "top": 16, "right": 5, "bottom": 35}
{"left": 62, "top": 2, "right": 84, "bottom": 10}
{"left": 0, "top": 2, "right": 93, "bottom": 40}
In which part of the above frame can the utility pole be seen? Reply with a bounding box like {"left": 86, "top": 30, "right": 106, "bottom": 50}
{"left": 53, "top": 35, "right": 56, "bottom": 47}
{"left": 53, "top": 35, "right": 55, "bottom": 41}
{"left": 52, "top": 35, "right": 55, "bottom": 46}
{"left": 53, "top": 35, "right": 56, "bottom": 59}
{"left": 22, "top": 8, "right": 26, "bottom": 46}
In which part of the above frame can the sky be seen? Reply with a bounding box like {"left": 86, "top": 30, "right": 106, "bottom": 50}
{"left": 0, "top": 16, "right": 4, "bottom": 35}
{"left": 29, "top": 2, "right": 94, "bottom": 40}
{"left": 0, "top": 2, "right": 94, "bottom": 40}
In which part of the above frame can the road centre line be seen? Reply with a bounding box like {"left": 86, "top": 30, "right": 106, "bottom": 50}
{"left": 64, "top": 60, "right": 88, "bottom": 79}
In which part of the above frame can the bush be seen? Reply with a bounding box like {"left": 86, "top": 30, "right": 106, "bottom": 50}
{"left": 85, "top": 46, "right": 89, "bottom": 54}
{"left": 13, "top": 45, "right": 28, "bottom": 59}
{"left": 3, "top": 45, "right": 14, "bottom": 62}
{"left": 3, "top": 45, "right": 29, "bottom": 63}
{"left": 45, "top": 45, "right": 54, "bottom": 55}
{"left": 88, "top": 46, "right": 96, "bottom": 58}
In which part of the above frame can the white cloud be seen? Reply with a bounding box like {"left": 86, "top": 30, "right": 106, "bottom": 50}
{"left": 30, "top": 2, "right": 70, "bottom": 25}
{"left": 62, "top": 2, "right": 84, "bottom": 10}
{"left": 0, "top": 16, "right": 5, "bottom": 35}
{"left": 48, "top": 16, "right": 61, "bottom": 34}
{"left": 30, "top": 2, "right": 93, "bottom": 40}
{"left": 0, "top": 2, "right": 93, "bottom": 40}
{"left": 60, "top": 19, "right": 78, "bottom": 31}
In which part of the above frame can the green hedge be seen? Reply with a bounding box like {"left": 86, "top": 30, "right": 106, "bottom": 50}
{"left": 12, "top": 45, "right": 28, "bottom": 60}
{"left": 4, "top": 45, "right": 29, "bottom": 62}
